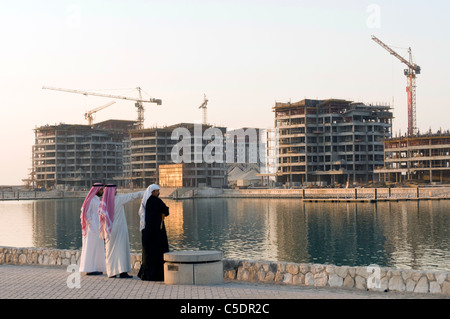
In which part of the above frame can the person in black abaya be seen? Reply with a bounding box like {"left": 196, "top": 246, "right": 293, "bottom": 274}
{"left": 137, "top": 184, "right": 169, "bottom": 281}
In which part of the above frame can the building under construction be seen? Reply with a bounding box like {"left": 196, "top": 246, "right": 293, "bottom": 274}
{"left": 274, "top": 99, "right": 393, "bottom": 186}
{"left": 32, "top": 120, "right": 135, "bottom": 190}
{"left": 31, "top": 121, "right": 229, "bottom": 190}
{"left": 128, "top": 123, "right": 228, "bottom": 188}
{"left": 375, "top": 132, "right": 450, "bottom": 184}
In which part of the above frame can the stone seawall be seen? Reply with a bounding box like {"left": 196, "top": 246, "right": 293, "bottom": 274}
{"left": 1, "top": 246, "right": 449, "bottom": 296}
{"left": 2, "top": 187, "right": 450, "bottom": 201}
{"left": 222, "top": 259, "right": 450, "bottom": 295}
{"left": 176, "top": 186, "right": 450, "bottom": 200}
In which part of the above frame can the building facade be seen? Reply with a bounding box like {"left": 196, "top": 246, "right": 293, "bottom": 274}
{"left": 274, "top": 99, "right": 393, "bottom": 186}
{"left": 31, "top": 121, "right": 229, "bottom": 190}
{"left": 129, "top": 123, "right": 228, "bottom": 188}
{"left": 375, "top": 132, "right": 450, "bottom": 184}
{"left": 127, "top": 126, "right": 171, "bottom": 188}
{"left": 32, "top": 120, "right": 135, "bottom": 190}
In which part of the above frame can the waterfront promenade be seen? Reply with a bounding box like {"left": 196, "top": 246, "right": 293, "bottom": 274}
{"left": 1, "top": 264, "right": 446, "bottom": 300}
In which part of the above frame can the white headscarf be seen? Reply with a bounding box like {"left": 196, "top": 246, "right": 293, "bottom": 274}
{"left": 138, "top": 184, "right": 161, "bottom": 231}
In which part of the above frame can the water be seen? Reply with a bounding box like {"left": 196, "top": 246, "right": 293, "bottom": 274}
{"left": 0, "top": 198, "right": 449, "bottom": 271}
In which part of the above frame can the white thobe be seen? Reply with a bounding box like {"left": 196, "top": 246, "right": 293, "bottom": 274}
{"left": 105, "top": 191, "right": 144, "bottom": 277}
{"left": 79, "top": 196, "right": 106, "bottom": 273}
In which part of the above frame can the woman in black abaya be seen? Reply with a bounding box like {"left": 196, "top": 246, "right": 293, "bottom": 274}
{"left": 137, "top": 184, "right": 169, "bottom": 281}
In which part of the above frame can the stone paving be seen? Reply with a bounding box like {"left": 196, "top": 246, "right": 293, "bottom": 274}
{"left": 1, "top": 264, "right": 447, "bottom": 300}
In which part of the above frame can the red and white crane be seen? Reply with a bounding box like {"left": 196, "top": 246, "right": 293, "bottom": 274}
{"left": 371, "top": 35, "right": 421, "bottom": 136}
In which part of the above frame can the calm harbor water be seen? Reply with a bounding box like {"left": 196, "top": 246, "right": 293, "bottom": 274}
{"left": 0, "top": 197, "right": 449, "bottom": 271}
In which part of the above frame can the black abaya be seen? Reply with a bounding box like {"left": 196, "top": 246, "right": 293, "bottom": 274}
{"left": 137, "top": 195, "right": 169, "bottom": 281}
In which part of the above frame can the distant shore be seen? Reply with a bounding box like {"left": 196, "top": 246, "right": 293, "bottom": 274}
{"left": 1, "top": 186, "right": 450, "bottom": 201}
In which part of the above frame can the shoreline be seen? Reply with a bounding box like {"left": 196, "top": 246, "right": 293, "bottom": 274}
{"left": 1, "top": 186, "right": 450, "bottom": 201}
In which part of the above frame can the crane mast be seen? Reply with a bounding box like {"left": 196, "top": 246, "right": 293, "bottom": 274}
{"left": 136, "top": 87, "right": 145, "bottom": 130}
{"left": 198, "top": 94, "right": 208, "bottom": 125}
{"left": 42, "top": 86, "right": 162, "bottom": 129}
{"left": 371, "top": 35, "right": 421, "bottom": 136}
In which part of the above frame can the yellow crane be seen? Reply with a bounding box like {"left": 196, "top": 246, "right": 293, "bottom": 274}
{"left": 85, "top": 101, "right": 116, "bottom": 126}
{"left": 371, "top": 35, "right": 421, "bottom": 136}
{"left": 198, "top": 94, "right": 208, "bottom": 125}
{"left": 42, "top": 86, "right": 162, "bottom": 129}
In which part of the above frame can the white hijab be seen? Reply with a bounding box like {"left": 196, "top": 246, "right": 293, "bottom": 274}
{"left": 138, "top": 184, "right": 161, "bottom": 231}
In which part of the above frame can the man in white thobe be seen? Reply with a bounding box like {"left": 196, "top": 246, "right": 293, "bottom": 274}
{"left": 99, "top": 184, "right": 144, "bottom": 278}
{"left": 79, "top": 183, "right": 106, "bottom": 275}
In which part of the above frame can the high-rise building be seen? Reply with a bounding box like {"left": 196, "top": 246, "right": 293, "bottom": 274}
{"left": 32, "top": 120, "right": 135, "bottom": 189}
{"left": 129, "top": 123, "right": 228, "bottom": 188}
{"left": 274, "top": 99, "right": 393, "bottom": 186}
{"left": 31, "top": 121, "right": 229, "bottom": 190}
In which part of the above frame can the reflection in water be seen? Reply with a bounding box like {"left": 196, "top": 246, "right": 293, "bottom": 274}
{"left": 0, "top": 201, "right": 34, "bottom": 247}
{"left": 32, "top": 199, "right": 84, "bottom": 250}
{"left": 0, "top": 198, "right": 449, "bottom": 271}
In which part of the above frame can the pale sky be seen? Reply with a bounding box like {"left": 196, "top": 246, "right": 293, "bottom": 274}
{"left": 1, "top": 0, "right": 449, "bottom": 185}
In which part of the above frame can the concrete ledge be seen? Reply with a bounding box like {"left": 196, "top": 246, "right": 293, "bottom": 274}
{"left": 164, "top": 250, "right": 223, "bottom": 285}
{"left": 164, "top": 250, "right": 222, "bottom": 263}
{"left": 1, "top": 246, "right": 449, "bottom": 295}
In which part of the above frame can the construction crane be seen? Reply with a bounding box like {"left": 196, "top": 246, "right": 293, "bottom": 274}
{"left": 42, "top": 86, "right": 162, "bottom": 129}
{"left": 198, "top": 94, "right": 208, "bottom": 125}
{"left": 85, "top": 101, "right": 116, "bottom": 126}
{"left": 371, "top": 35, "right": 421, "bottom": 136}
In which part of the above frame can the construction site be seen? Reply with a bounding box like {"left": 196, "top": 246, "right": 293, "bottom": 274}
{"left": 25, "top": 87, "right": 233, "bottom": 190}
{"left": 370, "top": 35, "right": 450, "bottom": 185}
{"left": 23, "top": 36, "right": 450, "bottom": 190}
